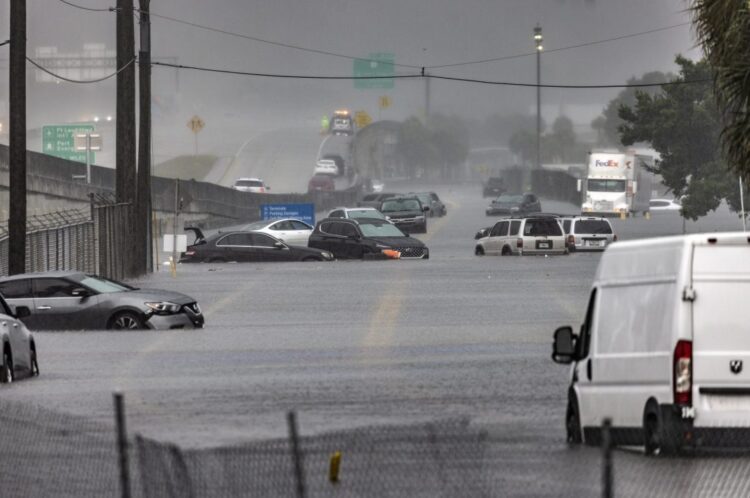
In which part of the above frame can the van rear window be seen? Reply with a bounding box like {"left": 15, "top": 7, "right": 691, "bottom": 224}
{"left": 575, "top": 220, "right": 612, "bottom": 234}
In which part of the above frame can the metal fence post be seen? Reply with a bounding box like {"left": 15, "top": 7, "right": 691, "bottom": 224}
{"left": 287, "top": 410, "right": 306, "bottom": 498}
{"left": 114, "top": 392, "right": 132, "bottom": 498}
{"left": 602, "top": 418, "right": 613, "bottom": 498}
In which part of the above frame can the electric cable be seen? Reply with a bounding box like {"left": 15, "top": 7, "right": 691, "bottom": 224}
{"left": 57, "top": 0, "right": 117, "bottom": 12}
{"left": 26, "top": 56, "right": 135, "bottom": 83}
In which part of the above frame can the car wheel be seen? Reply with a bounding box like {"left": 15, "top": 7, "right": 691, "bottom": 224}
{"left": 643, "top": 405, "right": 679, "bottom": 456}
{"left": 30, "top": 345, "right": 39, "bottom": 377}
{"left": 109, "top": 311, "right": 145, "bottom": 330}
{"left": 475, "top": 246, "right": 485, "bottom": 256}
{"left": 566, "top": 395, "right": 583, "bottom": 444}
{"left": 501, "top": 246, "right": 513, "bottom": 256}
{"left": 0, "top": 348, "right": 13, "bottom": 384}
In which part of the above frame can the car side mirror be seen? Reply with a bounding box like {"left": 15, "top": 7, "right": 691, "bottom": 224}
{"left": 552, "top": 326, "right": 577, "bottom": 364}
{"left": 13, "top": 305, "right": 31, "bottom": 319}
{"left": 71, "top": 287, "right": 91, "bottom": 298}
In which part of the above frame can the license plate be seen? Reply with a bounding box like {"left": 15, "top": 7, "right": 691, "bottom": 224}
{"left": 587, "top": 240, "right": 603, "bottom": 247}
{"left": 537, "top": 241, "right": 551, "bottom": 249}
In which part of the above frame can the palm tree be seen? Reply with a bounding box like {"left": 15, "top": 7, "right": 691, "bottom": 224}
{"left": 692, "top": 1, "right": 750, "bottom": 180}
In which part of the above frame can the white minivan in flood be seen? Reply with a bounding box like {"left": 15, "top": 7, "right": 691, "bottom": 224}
{"left": 552, "top": 232, "right": 750, "bottom": 454}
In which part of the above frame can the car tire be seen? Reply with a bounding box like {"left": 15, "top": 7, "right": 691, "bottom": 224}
{"left": 501, "top": 246, "right": 513, "bottom": 256}
{"left": 0, "top": 348, "right": 12, "bottom": 384}
{"left": 566, "top": 395, "right": 583, "bottom": 445}
{"left": 475, "top": 246, "right": 485, "bottom": 256}
{"left": 109, "top": 311, "right": 145, "bottom": 330}
{"left": 643, "top": 404, "right": 679, "bottom": 456}
{"left": 30, "top": 345, "right": 39, "bottom": 377}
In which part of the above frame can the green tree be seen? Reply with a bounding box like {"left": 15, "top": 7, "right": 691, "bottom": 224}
{"left": 618, "top": 56, "right": 747, "bottom": 220}
{"left": 593, "top": 71, "right": 669, "bottom": 146}
{"left": 692, "top": 0, "right": 750, "bottom": 182}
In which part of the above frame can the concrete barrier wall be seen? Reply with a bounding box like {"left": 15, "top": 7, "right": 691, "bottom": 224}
{"left": 0, "top": 144, "right": 358, "bottom": 226}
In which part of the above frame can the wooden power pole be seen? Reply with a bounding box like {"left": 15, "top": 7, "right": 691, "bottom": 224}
{"left": 135, "top": 0, "right": 151, "bottom": 274}
{"left": 8, "top": 0, "right": 26, "bottom": 275}
{"left": 116, "top": 0, "right": 136, "bottom": 275}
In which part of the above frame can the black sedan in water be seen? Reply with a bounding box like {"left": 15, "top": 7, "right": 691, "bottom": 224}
{"left": 181, "top": 230, "right": 334, "bottom": 263}
{"left": 485, "top": 193, "right": 542, "bottom": 216}
{"left": 308, "top": 218, "right": 429, "bottom": 259}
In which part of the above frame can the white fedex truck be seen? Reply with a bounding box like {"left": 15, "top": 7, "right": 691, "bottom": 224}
{"left": 552, "top": 232, "right": 750, "bottom": 454}
{"left": 579, "top": 151, "right": 652, "bottom": 216}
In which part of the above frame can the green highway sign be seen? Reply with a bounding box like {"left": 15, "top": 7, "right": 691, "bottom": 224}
{"left": 42, "top": 124, "right": 96, "bottom": 163}
{"left": 353, "top": 53, "right": 395, "bottom": 89}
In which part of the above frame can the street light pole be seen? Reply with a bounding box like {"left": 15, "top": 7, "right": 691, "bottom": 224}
{"left": 534, "top": 24, "right": 543, "bottom": 171}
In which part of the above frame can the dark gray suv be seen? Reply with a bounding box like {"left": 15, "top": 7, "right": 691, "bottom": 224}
{"left": 0, "top": 272, "right": 204, "bottom": 330}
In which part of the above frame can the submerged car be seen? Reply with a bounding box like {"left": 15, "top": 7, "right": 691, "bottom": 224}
{"left": 181, "top": 230, "right": 334, "bottom": 263}
{"left": 560, "top": 216, "right": 617, "bottom": 252}
{"left": 0, "top": 293, "right": 38, "bottom": 383}
{"left": 475, "top": 215, "right": 567, "bottom": 256}
{"left": 486, "top": 193, "right": 542, "bottom": 216}
{"left": 410, "top": 192, "right": 447, "bottom": 217}
{"left": 308, "top": 218, "right": 429, "bottom": 259}
{"left": 0, "top": 271, "right": 204, "bottom": 330}
{"left": 379, "top": 197, "right": 428, "bottom": 233}
{"left": 238, "top": 219, "right": 313, "bottom": 246}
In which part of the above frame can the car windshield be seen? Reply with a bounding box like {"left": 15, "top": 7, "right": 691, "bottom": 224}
{"left": 235, "top": 180, "right": 263, "bottom": 187}
{"left": 359, "top": 221, "right": 406, "bottom": 237}
{"left": 494, "top": 194, "right": 523, "bottom": 204}
{"left": 348, "top": 209, "right": 386, "bottom": 220}
{"left": 78, "top": 275, "right": 133, "bottom": 293}
{"left": 574, "top": 220, "right": 613, "bottom": 234}
{"left": 381, "top": 199, "right": 421, "bottom": 212}
{"left": 587, "top": 179, "right": 626, "bottom": 192}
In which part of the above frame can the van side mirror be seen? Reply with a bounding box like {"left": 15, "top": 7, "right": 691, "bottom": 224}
{"left": 13, "top": 305, "right": 31, "bottom": 319}
{"left": 552, "top": 326, "right": 577, "bottom": 364}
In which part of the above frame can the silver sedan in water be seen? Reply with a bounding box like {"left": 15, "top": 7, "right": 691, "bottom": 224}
{"left": 0, "top": 271, "right": 204, "bottom": 330}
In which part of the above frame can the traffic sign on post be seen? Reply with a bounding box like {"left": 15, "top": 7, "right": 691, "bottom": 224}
{"left": 353, "top": 53, "right": 395, "bottom": 89}
{"left": 354, "top": 111, "right": 372, "bottom": 129}
{"left": 42, "top": 124, "right": 96, "bottom": 162}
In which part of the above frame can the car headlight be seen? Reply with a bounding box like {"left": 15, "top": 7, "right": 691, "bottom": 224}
{"left": 145, "top": 301, "right": 181, "bottom": 314}
{"left": 322, "top": 251, "right": 334, "bottom": 259}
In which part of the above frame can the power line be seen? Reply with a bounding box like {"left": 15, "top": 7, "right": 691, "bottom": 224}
{"left": 0, "top": 40, "right": 9, "bottom": 47}
{"left": 26, "top": 56, "right": 135, "bottom": 83}
{"left": 135, "top": 8, "right": 421, "bottom": 69}
{"left": 426, "top": 22, "right": 692, "bottom": 69}
{"left": 57, "top": 0, "right": 117, "bottom": 12}
{"left": 152, "top": 60, "right": 710, "bottom": 89}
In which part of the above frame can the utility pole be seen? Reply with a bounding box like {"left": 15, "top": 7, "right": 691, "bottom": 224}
{"left": 8, "top": 0, "right": 26, "bottom": 275}
{"left": 534, "top": 24, "right": 543, "bottom": 171}
{"left": 424, "top": 70, "right": 431, "bottom": 120}
{"left": 117, "top": 0, "right": 136, "bottom": 275}
{"left": 136, "top": 0, "right": 152, "bottom": 274}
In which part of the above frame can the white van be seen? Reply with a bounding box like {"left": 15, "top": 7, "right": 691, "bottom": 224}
{"left": 552, "top": 232, "right": 750, "bottom": 454}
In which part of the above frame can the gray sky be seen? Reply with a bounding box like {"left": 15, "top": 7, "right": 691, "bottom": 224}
{"left": 1, "top": 0, "right": 700, "bottom": 150}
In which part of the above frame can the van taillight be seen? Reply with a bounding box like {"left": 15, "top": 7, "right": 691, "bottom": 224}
{"left": 516, "top": 238, "right": 523, "bottom": 248}
{"left": 613, "top": 234, "right": 618, "bottom": 242}
{"left": 673, "top": 340, "right": 692, "bottom": 405}
{"left": 260, "top": 187, "right": 265, "bottom": 193}
{"left": 567, "top": 235, "right": 575, "bottom": 245}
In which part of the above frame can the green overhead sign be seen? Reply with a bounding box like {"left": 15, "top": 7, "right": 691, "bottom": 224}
{"left": 42, "top": 124, "right": 95, "bottom": 163}
{"left": 353, "top": 53, "right": 395, "bottom": 89}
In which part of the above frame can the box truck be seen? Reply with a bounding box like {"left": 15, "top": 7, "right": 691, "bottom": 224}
{"left": 578, "top": 151, "right": 652, "bottom": 216}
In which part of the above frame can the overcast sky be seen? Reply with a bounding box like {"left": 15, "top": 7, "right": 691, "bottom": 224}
{"left": 1, "top": 0, "right": 700, "bottom": 143}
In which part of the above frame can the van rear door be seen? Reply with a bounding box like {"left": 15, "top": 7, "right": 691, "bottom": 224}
{"left": 692, "top": 243, "right": 750, "bottom": 421}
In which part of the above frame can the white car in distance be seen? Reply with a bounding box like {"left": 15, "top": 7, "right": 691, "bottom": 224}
{"left": 649, "top": 198, "right": 682, "bottom": 212}
{"left": 233, "top": 177, "right": 270, "bottom": 193}
{"left": 314, "top": 160, "right": 339, "bottom": 176}
{"left": 327, "top": 207, "right": 392, "bottom": 223}
{"left": 240, "top": 218, "right": 313, "bottom": 246}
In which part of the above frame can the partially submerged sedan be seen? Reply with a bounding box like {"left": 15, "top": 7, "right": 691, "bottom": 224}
{"left": 0, "top": 293, "right": 39, "bottom": 383}
{"left": 0, "top": 272, "right": 204, "bottom": 330}
{"left": 181, "top": 230, "right": 334, "bottom": 263}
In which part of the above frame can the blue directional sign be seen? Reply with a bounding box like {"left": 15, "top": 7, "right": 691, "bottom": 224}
{"left": 260, "top": 203, "right": 316, "bottom": 226}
